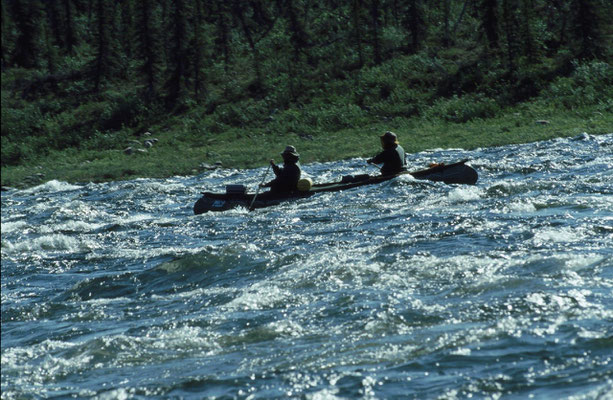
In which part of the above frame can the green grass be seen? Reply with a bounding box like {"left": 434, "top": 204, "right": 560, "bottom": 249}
{"left": 2, "top": 101, "right": 611, "bottom": 189}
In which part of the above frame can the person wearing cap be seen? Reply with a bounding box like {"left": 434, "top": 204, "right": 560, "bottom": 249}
{"left": 260, "top": 145, "right": 302, "bottom": 193}
{"left": 367, "top": 131, "right": 407, "bottom": 175}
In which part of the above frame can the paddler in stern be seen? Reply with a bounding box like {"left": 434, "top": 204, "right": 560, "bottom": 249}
{"left": 367, "top": 131, "right": 407, "bottom": 175}
{"left": 260, "top": 145, "right": 302, "bottom": 193}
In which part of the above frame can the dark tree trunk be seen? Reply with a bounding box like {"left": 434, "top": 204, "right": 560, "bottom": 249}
{"left": 370, "top": 0, "right": 382, "bottom": 64}
{"left": 502, "top": 0, "right": 519, "bottom": 73}
{"left": 572, "top": 0, "right": 603, "bottom": 59}
{"left": 232, "top": 0, "right": 263, "bottom": 91}
{"left": 93, "top": 0, "right": 110, "bottom": 91}
{"left": 166, "top": 0, "right": 188, "bottom": 106}
{"left": 10, "top": 0, "right": 42, "bottom": 68}
{"left": 353, "top": 0, "right": 364, "bottom": 67}
{"left": 482, "top": 0, "right": 499, "bottom": 50}
{"left": 137, "top": 0, "right": 162, "bottom": 100}
{"left": 193, "top": 0, "right": 205, "bottom": 101}
{"left": 406, "top": 0, "right": 425, "bottom": 54}
{"left": 63, "top": 0, "right": 76, "bottom": 54}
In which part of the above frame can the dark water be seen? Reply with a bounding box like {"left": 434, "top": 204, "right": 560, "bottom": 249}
{"left": 2, "top": 133, "right": 612, "bottom": 399}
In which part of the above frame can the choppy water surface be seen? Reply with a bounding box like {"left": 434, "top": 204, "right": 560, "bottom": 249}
{"left": 2, "top": 134, "right": 613, "bottom": 399}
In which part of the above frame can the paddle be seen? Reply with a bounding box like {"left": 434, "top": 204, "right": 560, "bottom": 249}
{"left": 249, "top": 164, "right": 271, "bottom": 211}
{"left": 368, "top": 161, "right": 382, "bottom": 171}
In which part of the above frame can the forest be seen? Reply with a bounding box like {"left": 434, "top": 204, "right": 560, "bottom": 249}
{"left": 1, "top": 0, "right": 612, "bottom": 182}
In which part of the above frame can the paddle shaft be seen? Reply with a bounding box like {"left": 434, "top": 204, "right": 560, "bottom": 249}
{"left": 249, "top": 164, "right": 271, "bottom": 211}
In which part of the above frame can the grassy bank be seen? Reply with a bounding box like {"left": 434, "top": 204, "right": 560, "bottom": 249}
{"left": 2, "top": 99, "right": 611, "bottom": 189}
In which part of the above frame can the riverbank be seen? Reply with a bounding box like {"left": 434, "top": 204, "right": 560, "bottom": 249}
{"left": 2, "top": 102, "right": 611, "bottom": 190}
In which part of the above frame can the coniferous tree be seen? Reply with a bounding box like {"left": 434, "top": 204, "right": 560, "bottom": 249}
{"left": 519, "top": 0, "right": 537, "bottom": 63}
{"left": 92, "top": 0, "right": 120, "bottom": 91}
{"left": 9, "top": 0, "right": 43, "bottom": 68}
{"left": 119, "top": 0, "right": 135, "bottom": 60}
{"left": 192, "top": 0, "right": 206, "bottom": 102}
{"left": 231, "top": 0, "right": 264, "bottom": 94}
{"left": 44, "top": 0, "right": 64, "bottom": 50}
{"left": 370, "top": 0, "right": 382, "bottom": 64}
{"left": 285, "top": 0, "right": 310, "bottom": 63}
{"left": 63, "top": 0, "right": 77, "bottom": 55}
{"left": 502, "top": 0, "right": 520, "bottom": 73}
{"left": 283, "top": 0, "right": 312, "bottom": 99}
{"left": 213, "top": 1, "right": 231, "bottom": 71}
{"left": 403, "top": 0, "right": 425, "bottom": 54}
{"left": 1, "top": 0, "right": 10, "bottom": 69}
{"left": 166, "top": 0, "right": 189, "bottom": 107}
{"left": 441, "top": 0, "right": 451, "bottom": 47}
{"left": 481, "top": 0, "right": 499, "bottom": 51}
{"left": 136, "top": 0, "right": 163, "bottom": 101}
{"left": 551, "top": 1, "right": 569, "bottom": 54}
{"left": 42, "top": 17, "right": 59, "bottom": 74}
{"left": 352, "top": 0, "right": 365, "bottom": 66}
{"left": 571, "top": 0, "right": 604, "bottom": 59}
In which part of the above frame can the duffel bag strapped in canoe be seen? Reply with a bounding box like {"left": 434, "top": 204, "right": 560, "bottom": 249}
{"left": 297, "top": 178, "right": 313, "bottom": 191}
{"left": 226, "top": 184, "right": 247, "bottom": 195}
{"left": 340, "top": 174, "right": 370, "bottom": 184}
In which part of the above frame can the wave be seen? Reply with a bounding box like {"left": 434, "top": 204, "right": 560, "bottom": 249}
{"left": 21, "top": 179, "right": 82, "bottom": 194}
{"left": 2, "top": 234, "right": 92, "bottom": 254}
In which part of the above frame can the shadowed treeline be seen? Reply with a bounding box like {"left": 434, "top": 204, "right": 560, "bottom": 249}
{"left": 1, "top": 0, "right": 611, "bottom": 183}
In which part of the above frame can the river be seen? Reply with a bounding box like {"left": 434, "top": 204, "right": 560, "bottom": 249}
{"left": 2, "top": 133, "right": 612, "bottom": 399}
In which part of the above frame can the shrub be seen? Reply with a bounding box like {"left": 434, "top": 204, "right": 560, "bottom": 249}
{"left": 211, "top": 101, "right": 256, "bottom": 128}
{"left": 544, "top": 61, "right": 613, "bottom": 109}
{"left": 81, "top": 130, "right": 128, "bottom": 151}
{"left": 101, "top": 94, "right": 147, "bottom": 130}
{"left": 357, "top": 55, "right": 431, "bottom": 105}
{"left": 426, "top": 94, "right": 500, "bottom": 123}
{"left": 369, "top": 87, "right": 426, "bottom": 118}
{"left": 1, "top": 101, "right": 44, "bottom": 138}
{"left": 302, "top": 104, "right": 369, "bottom": 132}
{"left": 1, "top": 137, "right": 25, "bottom": 166}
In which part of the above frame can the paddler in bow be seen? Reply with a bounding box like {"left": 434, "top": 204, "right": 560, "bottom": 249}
{"left": 260, "top": 145, "right": 302, "bottom": 193}
{"left": 367, "top": 131, "right": 407, "bottom": 175}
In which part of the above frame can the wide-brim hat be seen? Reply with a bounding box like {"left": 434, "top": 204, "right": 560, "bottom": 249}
{"left": 281, "top": 145, "right": 300, "bottom": 158}
{"left": 380, "top": 131, "right": 398, "bottom": 144}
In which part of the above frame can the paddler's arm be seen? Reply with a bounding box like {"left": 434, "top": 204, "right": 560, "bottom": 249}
{"left": 367, "top": 152, "right": 384, "bottom": 165}
{"left": 260, "top": 160, "right": 280, "bottom": 187}
{"left": 270, "top": 159, "right": 281, "bottom": 176}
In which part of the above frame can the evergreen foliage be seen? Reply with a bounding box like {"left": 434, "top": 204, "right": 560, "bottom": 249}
{"left": 1, "top": 0, "right": 612, "bottom": 169}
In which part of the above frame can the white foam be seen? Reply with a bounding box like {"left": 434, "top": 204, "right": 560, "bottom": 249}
{"left": 38, "top": 220, "right": 105, "bottom": 234}
{"left": 1, "top": 220, "right": 28, "bottom": 234}
{"left": 504, "top": 200, "right": 537, "bottom": 213}
{"left": 267, "top": 319, "right": 305, "bottom": 337}
{"left": 451, "top": 347, "right": 472, "bottom": 356}
{"left": 305, "top": 388, "right": 343, "bottom": 400}
{"left": 94, "top": 388, "right": 132, "bottom": 400}
{"left": 447, "top": 186, "right": 482, "bottom": 202}
{"left": 2, "top": 234, "right": 92, "bottom": 254}
{"left": 1, "top": 339, "right": 79, "bottom": 376}
{"left": 533, "top": 227, "right": 584, "bottom": 245}
{"left": 224, "top": 283, "right": 291, "bottom": 311}
{"left": 22, "top": 180, "right": 82, "bottom": 194}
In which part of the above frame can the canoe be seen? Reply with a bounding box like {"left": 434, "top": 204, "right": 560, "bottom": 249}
{"left": 194, "top": 159, "right": 477, "bottom": 214}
